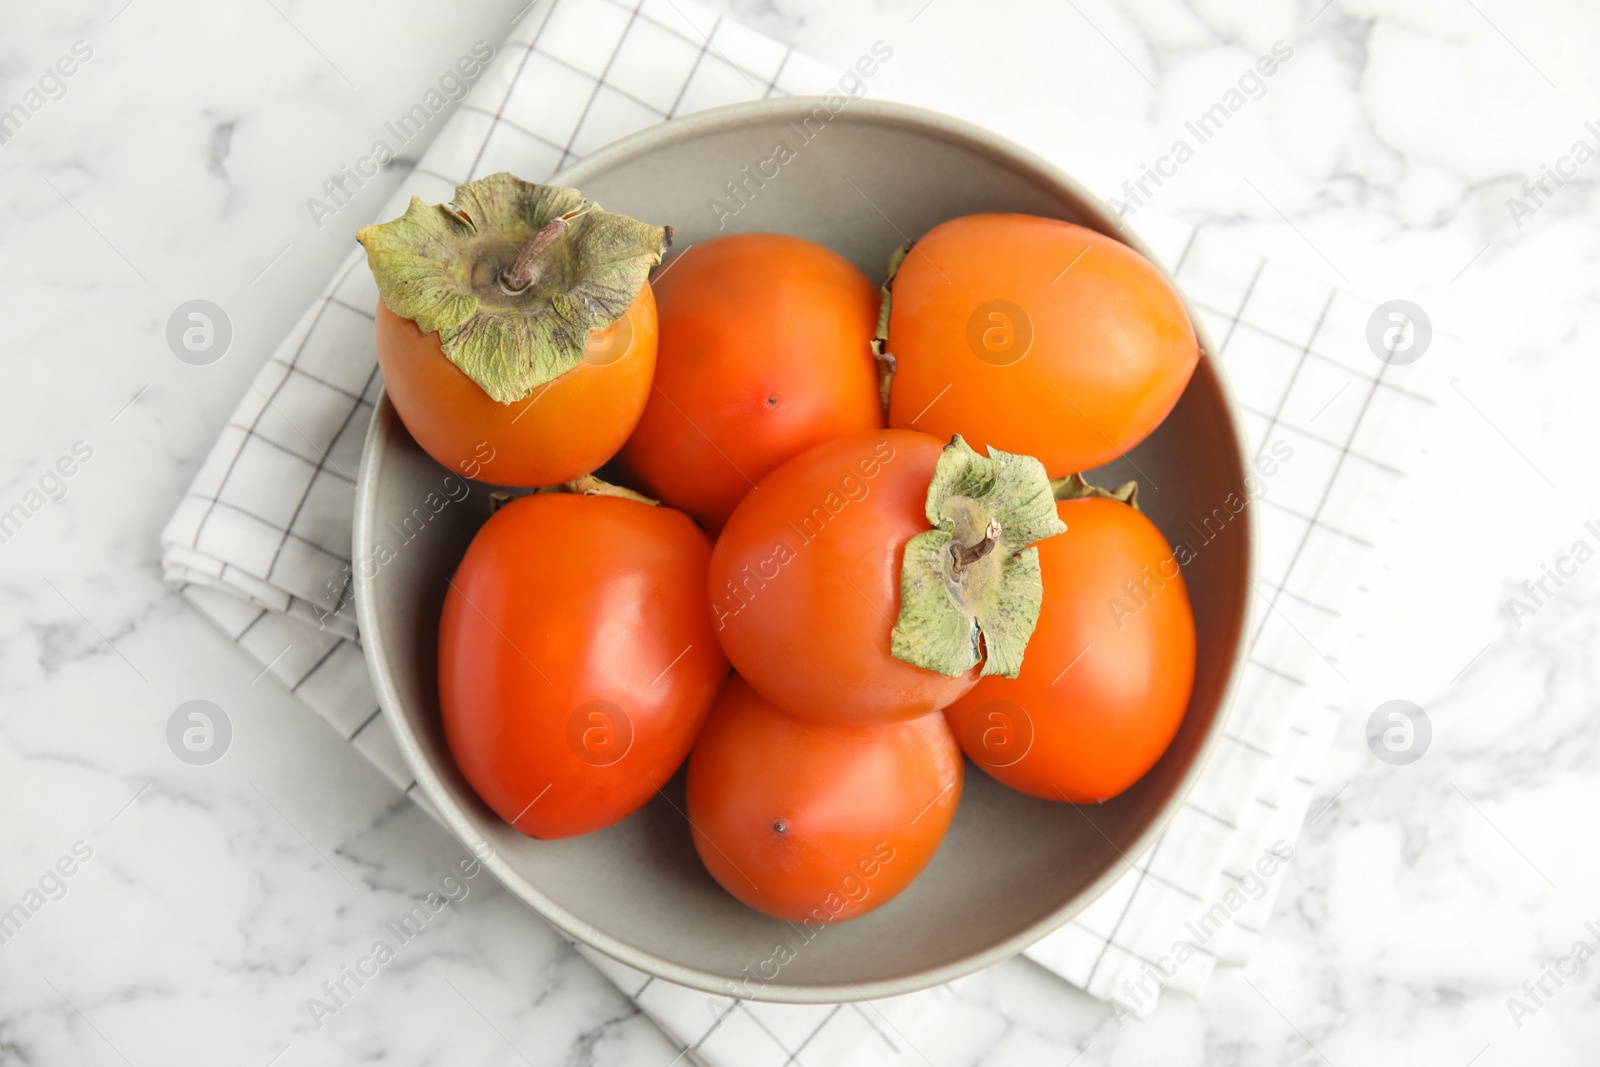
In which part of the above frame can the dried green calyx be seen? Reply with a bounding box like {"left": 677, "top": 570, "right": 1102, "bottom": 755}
{"left": 891, "top": 436, "right": 1069, "bottom": 678}
{"left": 356, "top": 172, "right": 670, "bottom": 403}
{"left": 491, "top": 474, "right": 657, "bottom": 515}
{"left": 869, "top": 241, "right": 911, "bottom": 413}
{"left": 541, "top": 474, "right": 658, "bottom": 505}
{"left": 1052, "top": 472, "right": 1140, "bottom": 508}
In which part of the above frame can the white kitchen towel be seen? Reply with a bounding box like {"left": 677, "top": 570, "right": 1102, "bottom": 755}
{"left": 159, "top": 0, "right": 1441, "bottom": 1054}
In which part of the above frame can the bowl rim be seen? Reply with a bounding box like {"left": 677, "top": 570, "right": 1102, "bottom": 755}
{"left": 354, "top": 94, "right": 1259, "bottom": 1003}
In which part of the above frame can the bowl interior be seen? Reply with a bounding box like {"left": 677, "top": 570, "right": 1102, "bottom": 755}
{"left": 355, "top": 99, "right": 1253, "bottom": 1002}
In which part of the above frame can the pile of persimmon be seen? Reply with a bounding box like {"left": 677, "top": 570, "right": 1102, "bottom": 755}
{"left": 357, "top": 174, "right": 1200, "bottom": 924}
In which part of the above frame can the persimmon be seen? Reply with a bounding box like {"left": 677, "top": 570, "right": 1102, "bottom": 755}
{"left": 621, "top": 233, "right": 882, "bottom": 534}
{"left": 881, "top": 213, "right": 1198, "bottom": 477}
{"left": 439, "top": 482, "right": 729, "bottom": 840}
{"left": 359, "top": 173, "right": 670, "bottom": 487}
{"left": 943, "top": 478, "right": 1196, "bottom": 802}
{"left": 686, "top": 675, "right": 962, "bottom": 923}
{"left": 708, "top": 429, "right": 1067, "bottom": 724}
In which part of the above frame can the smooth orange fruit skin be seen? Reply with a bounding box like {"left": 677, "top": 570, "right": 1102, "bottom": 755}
{"left": 709, "top": 428, "right": 979, "bottom": 725}
{"left": 621, "top": 234, "right": 882, "bottom": 535}
{"left": 944, "top": 497, "right": 1196, "bottom": 803}
{"left": 887, "top": 214, "right": 1198, "bottom": 477}
{"left": 687, "top": 675, "right": 962, "bottom": 923}
{"left": 375, "top": 283, "right": 658, "bottom": 487}
{"left": 439, "top": 492, "right": 728, "bottom": 840}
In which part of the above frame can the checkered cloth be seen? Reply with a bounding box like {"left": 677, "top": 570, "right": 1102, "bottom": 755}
{"left": 160, "top": 0, "right": 1439, "bottom": 1058}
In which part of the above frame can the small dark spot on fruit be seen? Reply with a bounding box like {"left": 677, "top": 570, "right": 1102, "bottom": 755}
{"left": 772, "top": 819, "right": 788, "bottom": 835}
{"left": 765, "top": 394, "right": 779, "bottom": 409}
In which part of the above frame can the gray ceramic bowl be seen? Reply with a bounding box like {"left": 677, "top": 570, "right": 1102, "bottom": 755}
{"left": 354, "top": 97, "right": 1255, "bottom": 1003}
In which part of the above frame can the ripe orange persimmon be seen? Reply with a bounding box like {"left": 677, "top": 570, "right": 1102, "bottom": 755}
{"left": 621, "top": 233, "right": 882, "bottom": 534}
{"left": 374, "top": 287, "right": 656, "bottom": 487}
{"left": 708, "top": 430, "right": 973, "bottom": 724}
{"left": 708, "top": 430, "right": 1068, "bottom": 724}
{"left": 440, "top": 487, "right": 728, "bottom": 839}
{"left": 944, "top": 492, "right": 1195, "bottom": 803}
{"left": 885, "top": 213, "right": 1198, "bottom": 477}
{"left": 359, "top": 173, "right": 670, "bottom": 487}
{"left": 686, "top": 675, "right": 962, "bottom": 923}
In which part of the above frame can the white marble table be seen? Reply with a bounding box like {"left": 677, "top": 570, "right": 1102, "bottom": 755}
{"left": 2, "top": 0, "right": 1597, "bottom": 1063}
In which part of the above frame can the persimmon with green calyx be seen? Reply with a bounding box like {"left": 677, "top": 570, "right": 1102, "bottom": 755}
{"left": 619, "top": 233, "right": 883, "bottom": 535}
{"left": 942, "top": 474, "right": 1196, "bottom": 804}
{"left": 876, "top": 213, "right": 1199, "bottom": 477}
{"left": 708, "top": 430, "right": 1067, "bottom": 725}
{"left": 686, "top": 675, "right": 962, "bottom": 923}
{"left": 439, "top": 475, "right": 729, "bottom": 840}
{"left": 358, "top": 172, "right": 670, "bottom": 487}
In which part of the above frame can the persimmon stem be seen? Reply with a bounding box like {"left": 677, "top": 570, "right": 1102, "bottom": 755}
{"left": 950, "top": 519, "right": 1002, "bottom": 574}
{"left": 500, "top": 219, "right": 566, "bottom": 292}
{"left": 500, "top": 203, "right": 592, "bottom": 293}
